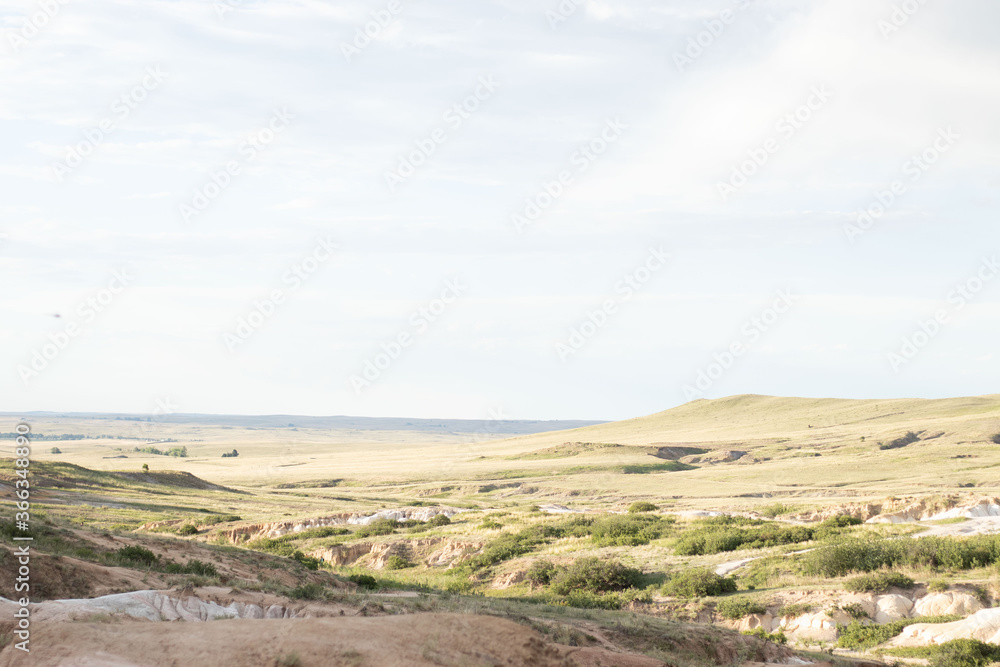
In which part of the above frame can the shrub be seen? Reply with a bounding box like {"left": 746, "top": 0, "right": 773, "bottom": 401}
{"left": 527, "top": 560, "right": 557, "bottom": 587}
{"left": 50, "top": 447, "right": 62, "bottom": 454}
{"left": 759, "top": 503, "right": 795, "bottom": 519}
{"left": 221, "top": 449, "right": 239, "bottom": 458}
{"left": 878, "top": 431, "right": 920, "bottom": 450}
{"left": 662, "top": 567, "right": 737, "bottom": 598}
{"left": 184, "top": 559, "right": 217, "bottom": 577}
{"left": 929, "top": 579, "right": 950, "bottom": 593}
{"left": 838, "top": 616, "right": 964, "bottom": 650}
{"left": 590, "top": 515, "right": 672, "bottom": 547}
{"left": 428, "top": 514, "right": 451, "bottom": 527}
{"left": 177, "top": 524, "right": 199, "bottom": 536}
{"left": 549, "top": 558, "right": 643, "bottom": 595}
{"left": 292, "top": 551, "right": 321, "bottom": 570}
{"left": 348, "top": 574, "right": 378, "bottom": 589}
{"left": 839, "top": 602, "right": 869, "bottom": 619}
{"left": 991, "top": 433, "right": 1000, "bottom": 445}
{"left": 384, "top": 555, "right": 410, "bottom": 570}
{"left": 112, "top": 545, "right": 158, "bottom": 567}
{"left": 628, "top": 501, "right": 658, "bottom": 513}
{"left": 845, "top": 571, "right": 915, "bottom": 593}
{"left": 930, "top": 638, "right": 1000, "bottom": 667}
{"left": 674, "top": 521, "right": 816, "bottom": 556}
{"left": 354, "top": 518, "right": 398, "bottom": 538}
{"left": 716, "top": 596, "right": 767, "bottom": 620}
{"left": 479, "top": 519, "right": 503, "bottom": 530}
{"left": 741, "top": 627, "right": 787, "bottom": 645}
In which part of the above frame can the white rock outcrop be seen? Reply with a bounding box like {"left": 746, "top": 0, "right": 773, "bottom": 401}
{"left": 873, "top": 594, "right": 914, "bottom": 624}
{"left": 914, "top": 592, "right": 984, "bottom": 618}
{"left": 893, "top": 608, "right": 1000, "bottom": 646}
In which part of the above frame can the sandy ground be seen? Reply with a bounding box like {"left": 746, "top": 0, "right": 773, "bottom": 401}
{"left": 0, "top": 613, "right": 666, "bottom": 667}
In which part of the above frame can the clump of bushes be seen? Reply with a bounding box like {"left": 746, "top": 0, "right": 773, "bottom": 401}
{"left": 164, "top": 559, "right": 218, "bottom": 577}
{"left": 807, "top": 534, "right": 1000, "bottom": 577}
{"left": 348, "top": 574, "right": 378, "bottom": 589}
{"left": 527, "top": 560, "right": 557, "bottom": 587}
{"left": 384, "top": 555, "right": 411, "bottom": 570}
{"left": 845, "top": 571, "right": 915, "bottom": 593}
{"left": 627, "top": 501, "right": 658, "bottom": 513}
{"left": 354, "top": 518, "right": 398, "bottom": 538}
{"left": 428, "top": 514, "right": 451, "bottom": 527}
{"left": 479, "top": 519, "right": 503, "bottom": 530}
{"left": 777, "top": 602, "right": 812, "bottom": 617}
{"left": 590, "top": 514, "right": 673, "bottom": 547}
{"left": 741, "top": 627, "right": 787, "bottom": 645}
{"left": 548, "top": 558, "right": 643, "bottom": 595}
{"left": 931, "top": 638, "right": 1000, "bottom": 667}
{"left": 177, "top": 524, "right": 199, "bottom": 536}
{"left": 716, "top": 596, "right": 767, "bottom": 620}
{"left": 929, "top": 579, "right": 950, "bottom": 593}
{"left": 878, "top": 431, "right": 920, "bottom": 450}
{"left": 662, "top": 567, "right": 737, "bottom": 598}
{"left": 221, "top": 449, "right": 239, "bottom": 458}
{"left": 110, "top": 545, "right": 159, "bottom": 567}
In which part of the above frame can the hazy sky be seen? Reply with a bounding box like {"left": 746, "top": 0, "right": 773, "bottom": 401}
{"left": 2, "top": 0, "right": 998, "bottom": 421}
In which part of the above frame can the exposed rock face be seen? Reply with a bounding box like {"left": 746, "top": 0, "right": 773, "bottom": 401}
{"left": 778, "top": 610, "right": 846, "bottom": 642}
{"left": 312, "top": 539, "right": 483, "bottom": 569}
{"left": 491, "top": 570, "right": 525, "bottom": 590}
{"left": 0, "top": 590, "right": 303, "bottom": 623}
{"left": 873, "top": 594, "right": 913, "bottom": 624}
{"left": 914, "top": 592, "right": 984, "bottom": 617}
{"left": 893, "top": 608, "right": 1000, "bottom": 646}
{"left": 218, "top": 506, "right": 461, "bottom": 543}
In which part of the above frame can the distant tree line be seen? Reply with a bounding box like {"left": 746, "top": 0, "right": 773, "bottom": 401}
{"left": 134, "top": 445, "right": 188, "bottom": 457}
{"left": 221, "top": 449, "right": 239, "bottom": 458}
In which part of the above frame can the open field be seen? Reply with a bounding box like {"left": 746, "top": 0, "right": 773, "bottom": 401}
{"left": 4, "top": 394, "right": 1000, "bottom": 665}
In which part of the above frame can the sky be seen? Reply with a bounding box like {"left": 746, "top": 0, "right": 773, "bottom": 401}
{"left": 1, "top": 0, "right": 999, "bottom": 422}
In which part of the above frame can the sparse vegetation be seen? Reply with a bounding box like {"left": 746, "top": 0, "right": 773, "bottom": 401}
{"left": 844, "top": 571, "right": 915, "bottom": 593}
{"left": 878, "top": 431, "right": 920, "bottom": 450}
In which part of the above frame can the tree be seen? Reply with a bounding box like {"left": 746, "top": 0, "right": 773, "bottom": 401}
{"left": 142, "top": 463, "right": 149, "bottom": 473}
{"left": 50, "top": 447, "right": 62, "bottom": 454}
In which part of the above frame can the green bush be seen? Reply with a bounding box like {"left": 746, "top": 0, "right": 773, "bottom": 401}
{"left": 590, "top": 515, "right": 672, "bottom": 547}
{"left": 991, "top": 433, "right": 1000, "bottom": 445}
{"left": 674, "top": 521, "right": 816, "bottom": 556}
{"left": 184, "top": 559, "right": 217, "bottom": 577}
{"left": 354, "top": 518, "right": 398, "bottom": 538}
{"left": 845, "top": 571, "right": 915, "bottom": 593}
{"left": 292, "top": 551, "right": 321, "bottom": 570}
{"left": 931, "top": 638, "right": 1000, "bottom": 667}
{"left": 479, "top": 519, "right": 503, "bottom": 530}
{"left": 808, "top": 535, "right": 1000, "bottom": 576}
{"left": 177, "top": 524, "right": 199, "bottom": 536}
{"left": 716, "top": 596, "right": 767, "bottom": 620}
{"left": 627, "top": 501, "right": 658, "bottom": 513}
{"left": 348, "top": 574, "right": 378, "bottom": 589}
{"left": 428, "top": 514, "right": 451, "bottom": 527}
{"left": 50, "top": 447, "right": 62, "bottom": 454}
{"left": 741, "top": 627, "right": 787, "bottom": 645}
{"left": 384, "top": 555, "right": 410, "bottom": 570}
{"left": 549, "top": 558, "right": 643, "bottom": 595}
{"left": 929, "top": 579, "right": 950, "bottom": 593}
{"left": 662, "top": 567, "right": 737, "bottom": 598}
{"left": 527, "top": 560, "right": 557, "bottom": 587}
{"left": 112, "top": 545, "right": 159, "bottom": 567}
{"left": 777, "top": 602, "right": 812, "bottom": 617}
{"left": 759, "top": 503, "right": 795, "bottom": 519}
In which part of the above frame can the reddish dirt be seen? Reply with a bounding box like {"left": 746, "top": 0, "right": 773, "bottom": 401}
{"left": 0, "top": 613, "right": 666, "bottom": 667}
